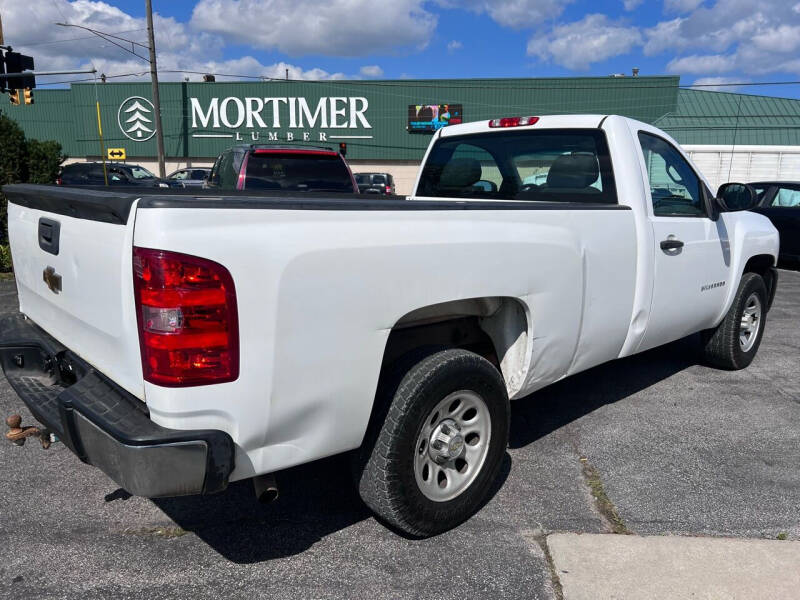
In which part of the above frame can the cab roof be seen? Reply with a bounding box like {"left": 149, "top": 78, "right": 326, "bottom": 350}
{"left": 438, "top": 114, "right": 609, "bottom": 138}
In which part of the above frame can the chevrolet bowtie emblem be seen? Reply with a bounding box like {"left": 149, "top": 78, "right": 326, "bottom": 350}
{"left": 43, "top": 266, "right": 62, "bottom": 294}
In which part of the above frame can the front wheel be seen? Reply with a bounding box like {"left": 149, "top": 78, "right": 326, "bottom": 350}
{"left": 355, "top": 349, "right": 510, "bottom": 537}
{"left": 702, "top": 272, "right": 768, "bottom": 370}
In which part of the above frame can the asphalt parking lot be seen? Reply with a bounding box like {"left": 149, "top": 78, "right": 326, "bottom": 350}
{"left": 1, "top": 270, "right": 798, "bottom": 600}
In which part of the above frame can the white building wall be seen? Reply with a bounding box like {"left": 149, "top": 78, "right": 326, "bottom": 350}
{"left": 683, "top": 145, "right": 800, "bottom": 191}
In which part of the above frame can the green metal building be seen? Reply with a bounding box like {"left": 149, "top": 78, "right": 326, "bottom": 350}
{"left": 4, "top": 75, "right": 800, "bottom": 193}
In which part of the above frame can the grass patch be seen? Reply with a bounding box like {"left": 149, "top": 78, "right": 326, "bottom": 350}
{"left": 0, "top": 272, "right": 14, "bottom": 281}
{"left": 580, "top": 456, "right": 629, "bottom": 535}
{"left": 777, "top": 532, "right": 788, "bottom": 541}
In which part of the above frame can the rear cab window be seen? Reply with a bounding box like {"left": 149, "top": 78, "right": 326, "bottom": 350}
{"left": 416, "top": 129, "right": 617, "bottom": 203}
{"left": 244, "top": 151, "right": 353, "bottom": 192}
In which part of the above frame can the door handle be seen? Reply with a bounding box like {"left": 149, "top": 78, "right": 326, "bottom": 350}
{"left": 660, "top": 238, "right": 684, "bottom": 251}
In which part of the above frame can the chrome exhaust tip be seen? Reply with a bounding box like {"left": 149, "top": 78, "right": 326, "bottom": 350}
{"left": 253, "top": 473, "right": 279, "bottom": 504}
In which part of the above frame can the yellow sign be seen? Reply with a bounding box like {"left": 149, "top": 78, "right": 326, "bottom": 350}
{"left": 107, "top": 148, "right": 126, "bottom": 160}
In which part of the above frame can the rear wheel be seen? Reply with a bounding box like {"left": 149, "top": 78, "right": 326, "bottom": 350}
{"left": 355, "top": 349, "right": 510, "bottom": 537}
{"left": 702, "top": 272, "right": 767, "bottom": 370}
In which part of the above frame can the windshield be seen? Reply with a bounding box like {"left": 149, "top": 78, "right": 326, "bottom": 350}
{"left": 355, "top": 174, "right": 369, "bottom": 184}
{"left": 244, "top": 152, "right": 353, "bottom": 192}
{"left": 128, "top": 166, "right": 157, "bottom": 179}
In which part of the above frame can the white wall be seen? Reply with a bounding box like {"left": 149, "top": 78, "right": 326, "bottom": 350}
{"left": 684, "top": 145, "right": 800, "bottom": 191}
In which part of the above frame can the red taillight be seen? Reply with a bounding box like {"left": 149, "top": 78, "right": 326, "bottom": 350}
{"left": 488, "top": 116, "right": 539, "bottom": 128}
{"left": 56, "top": 177, "right": 62, "bottom": 185}
{"left": 385, "top": 185, "right": 391, "bottom": 193}
{"left": 133, "top": 247, "right": 239, "bottom": 387}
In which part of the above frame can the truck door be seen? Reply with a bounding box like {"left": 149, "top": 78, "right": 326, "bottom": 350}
{"left": 636, "top": 131, "right": 731, "bottom": 352}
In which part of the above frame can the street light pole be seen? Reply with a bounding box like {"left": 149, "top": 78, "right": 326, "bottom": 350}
{"left": 145, "top": 0, "right": 166, "bottom": 178}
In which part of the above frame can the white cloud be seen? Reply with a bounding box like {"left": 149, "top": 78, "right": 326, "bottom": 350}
{"left": 359, "top": 65, "right": 384, "bottom": 78}
{"left": 190, "top": 0, "right": 436, "bottom": 57}
{"left": 643, "top": 18, "right": 687, "bottom": 55}
{"left": 623, "top": 0, "right": 643, "bottom": 10}
{"left": 0, "top": 0, "right": 383, "bottom": 82}
{"left": 527, "top": 14, "right": 642, "bottom": 70}
{"left": 664, "top": 0, "right": 705, "bottom": 12}
{"left": 436, "top": 0, "right": 573, "bottom": 29}
{"left": 751, "top": 24, "right": 800, "bottom": 54}
{"left": 691, "top": 76, "right": 748, "bottom": 91}
{"left": 447, "top": 40, "right": 463, "bottom": 52}
{"left": 645, "top": 0, "right": 800, "bottom": 76}
{"left": 667, "top": 53, "right": 735, "bottom": 74}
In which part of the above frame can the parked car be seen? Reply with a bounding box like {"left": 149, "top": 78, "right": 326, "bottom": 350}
{"left": 1, "top": 115, "right": 779, "bottom": 538}
{"left": 57, "top": 162, "right": 178, "bottom": 187}
{"left": 167, "top": 167, "right": 211, "bottom": 188}
{"left": 746, "top": 181, "right": 800, "bottom": 264}
{"left": 355, "top": 172, "right": 396, "bottom": 195}
{"left": 205, "top": 145, "right": 357, "bottom": 193}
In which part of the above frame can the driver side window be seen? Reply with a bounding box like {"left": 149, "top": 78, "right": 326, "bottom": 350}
{"left": 638, "top": 132, "right": 705, "bottom": 217}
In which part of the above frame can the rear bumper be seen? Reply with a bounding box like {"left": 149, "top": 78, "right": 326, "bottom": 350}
{"left": 0, "top": 314, "right": 235, "bottom": 497}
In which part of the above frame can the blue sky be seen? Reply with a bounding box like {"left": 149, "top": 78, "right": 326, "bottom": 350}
{"left": 3, "top": 0, "right": 799, "bottom": 98}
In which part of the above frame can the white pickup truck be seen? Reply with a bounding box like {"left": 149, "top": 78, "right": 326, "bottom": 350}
{"left": 1, "top": 115, "right": 779, "bottom": 537}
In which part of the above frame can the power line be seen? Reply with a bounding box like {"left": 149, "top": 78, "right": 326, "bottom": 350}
{"left": 20, "top": 28, "right": 147, "bottom": 47}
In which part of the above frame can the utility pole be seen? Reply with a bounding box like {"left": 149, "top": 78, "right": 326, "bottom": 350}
{"left": 145, "top": 0, "right": 166, "bottom": 178}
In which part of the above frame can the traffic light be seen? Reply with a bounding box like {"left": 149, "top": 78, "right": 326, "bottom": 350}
{"left": 23, "top": 87, "right": 33, "bottom": 105}
{"left": 8, "top": 89, "right": 20, "bottom": 105}
{"left": 0, "top": 50, "right": 35, "bottom": 92}
{"left": 339, "top": 142, "right": 347, "bottom": 156}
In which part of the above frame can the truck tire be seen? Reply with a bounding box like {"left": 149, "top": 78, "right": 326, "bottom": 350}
{"left": 702, "top": 272, "right": 768, "bottom": 370}
{"left": 356, "top": 349, "right": 510, "bottom": 537}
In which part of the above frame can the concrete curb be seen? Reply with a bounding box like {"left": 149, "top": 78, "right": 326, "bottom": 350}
{"left": 548, "top": 533, "right": 800, "bottom": 600}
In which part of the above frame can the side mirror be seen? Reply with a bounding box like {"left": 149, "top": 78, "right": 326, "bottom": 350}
{"left": 716, "top": 183, "right": 758, "bottom": 212}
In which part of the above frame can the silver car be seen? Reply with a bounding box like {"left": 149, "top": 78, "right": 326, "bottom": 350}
{"left": 167, "top": 167, "right": 212, "bottom": 188}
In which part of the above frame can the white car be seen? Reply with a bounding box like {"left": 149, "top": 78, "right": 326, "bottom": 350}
{"left": 1, "top": 114, "right": 779, "bottom": 537}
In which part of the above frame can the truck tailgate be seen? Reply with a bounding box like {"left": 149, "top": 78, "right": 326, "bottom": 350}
{"left": 4, "top": 185, "right": 144, "bottom": 399}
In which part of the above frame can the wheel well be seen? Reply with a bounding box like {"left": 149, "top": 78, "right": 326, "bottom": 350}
{"left": 743, "top": 254, "right": 777, "bottom": 309}
{"left": 380, "top": 297, "right": 530, "bottom": 397}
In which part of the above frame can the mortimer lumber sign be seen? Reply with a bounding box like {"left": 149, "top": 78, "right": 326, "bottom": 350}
{"left": 189, "top": 96, "right": 372, "bottom": 142}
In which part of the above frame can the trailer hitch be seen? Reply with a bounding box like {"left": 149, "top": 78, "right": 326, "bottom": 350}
{"left": 5, "top": 414, "right": 56, "bottom": 449}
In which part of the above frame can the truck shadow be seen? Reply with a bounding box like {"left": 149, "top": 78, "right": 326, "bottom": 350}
{"left": 153, "top": 450, "right": 511, "bottom": 563}
{"left": 153, "top": 334, "right": 701, "bottom": 564}
{"left": 153, "top": 453, "right": 371, "bottom": 563}
{"left": 509, "top": 334, "right": 702, "bottom": 448}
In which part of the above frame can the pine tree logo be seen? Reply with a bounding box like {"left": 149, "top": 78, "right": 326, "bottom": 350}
{"left": 117, "top": 96, "right": 156, "bottom": 142}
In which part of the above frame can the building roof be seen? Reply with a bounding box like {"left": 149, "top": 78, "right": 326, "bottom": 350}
{"left": 656, "top": 89, "right": 800, "bottom": 146}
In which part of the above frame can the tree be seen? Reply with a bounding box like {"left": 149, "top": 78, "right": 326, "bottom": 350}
{"left": 0, "top": 110, "right": 66, "bottom": 271}
{"left": 27, "top": 139, "right": 66, "bottom": 184}
{"left": 0, "top": 112, "right": 27, "bottom": 253}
